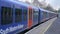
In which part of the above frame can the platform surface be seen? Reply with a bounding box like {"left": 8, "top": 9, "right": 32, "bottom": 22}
{"left": 45, "top": 17, "right": 60, "bottom": 34}
{"left": 25, "top": 17, "right": 57, "bottom": 34}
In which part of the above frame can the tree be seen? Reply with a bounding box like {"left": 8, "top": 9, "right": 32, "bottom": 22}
{"left": 44, "top": 4, "right": 54, "bottom": 11}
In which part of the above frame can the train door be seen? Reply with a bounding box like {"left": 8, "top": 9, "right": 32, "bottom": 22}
{"left": 28, "top": 7, "right": 33, "bottom": 28}
{"left": 33, "top": 9, "right": 39, "bottom": 26}
{"left": 46, "top": 12, "right": 49, "bottom": 19}
{"left": 40, "top": 11, "right": 44, "bottom": 22}
{"left": 42, "top": 11, "right": 47, "bottom": 21}
{"left": 38, "top": 9, "right": 41, "bottom": 23}
{"left": 49, "top": 13, "right": 52, "bottom": 18}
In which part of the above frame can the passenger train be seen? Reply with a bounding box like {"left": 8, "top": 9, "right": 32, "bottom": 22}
{"left": 0, "top": 0, "right": 57, "bottom": 34}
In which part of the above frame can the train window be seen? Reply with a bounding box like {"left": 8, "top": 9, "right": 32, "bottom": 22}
{"left": 43, "top": 11, "right": 47, "bottom": 18}
{"left": 29, "top": 9, "right": 32, "bottom": 19}
{"left": 1, "top": 7, "right": 13, "bottom": 25}
{"left": 33, "top": 10, "right": 39, "bottom": 20}
{"left": 33, "top": 10, "right": 38, "bottom": 16}
{"left": 23, "top": 9, "right": 27, "bottom": 21}
{"left": 15, "top": 9, "right": 22, "bottom": 22}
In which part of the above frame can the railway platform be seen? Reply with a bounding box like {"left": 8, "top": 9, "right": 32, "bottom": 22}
{"left": 25, "top": 17, "right": 57, "bottom": 34}
{"left": 45, "top": 17, "right": 60, "bottom": 34}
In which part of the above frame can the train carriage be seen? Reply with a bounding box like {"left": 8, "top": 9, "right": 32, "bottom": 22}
{"left": 0, "top": 0, "right": 58, "bottom": 34}
{"left": 0, "top": 0, "right": 29, "bottom": 34}
{"left": 38, "top": 8, "right": 57, "bottom": 23}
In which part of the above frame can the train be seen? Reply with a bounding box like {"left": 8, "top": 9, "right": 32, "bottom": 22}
{"left": 0, "top": 0, "right": 57, "bottom": 34}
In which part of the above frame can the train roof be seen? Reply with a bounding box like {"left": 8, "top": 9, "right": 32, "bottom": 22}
{"left": 1, "top": 0, "right": 39, "bottom": 10}
{"left": 1, "top": 0, "right": 29, "bottom": 8}
{"left": 39, "top": 8, "right": 56, "bottom": 13}
{"left": 31, "top": 6, "right": 39, "bottom": 11}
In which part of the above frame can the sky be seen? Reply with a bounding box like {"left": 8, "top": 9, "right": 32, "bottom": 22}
{"left": 38, "top": 0, "right": 60, "bottom": 10}
{"left": 46, "top": 0, "right": 60, "bottom": 10}
{"left": 18, "top": 0, "right": 60, "bottom": 10}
